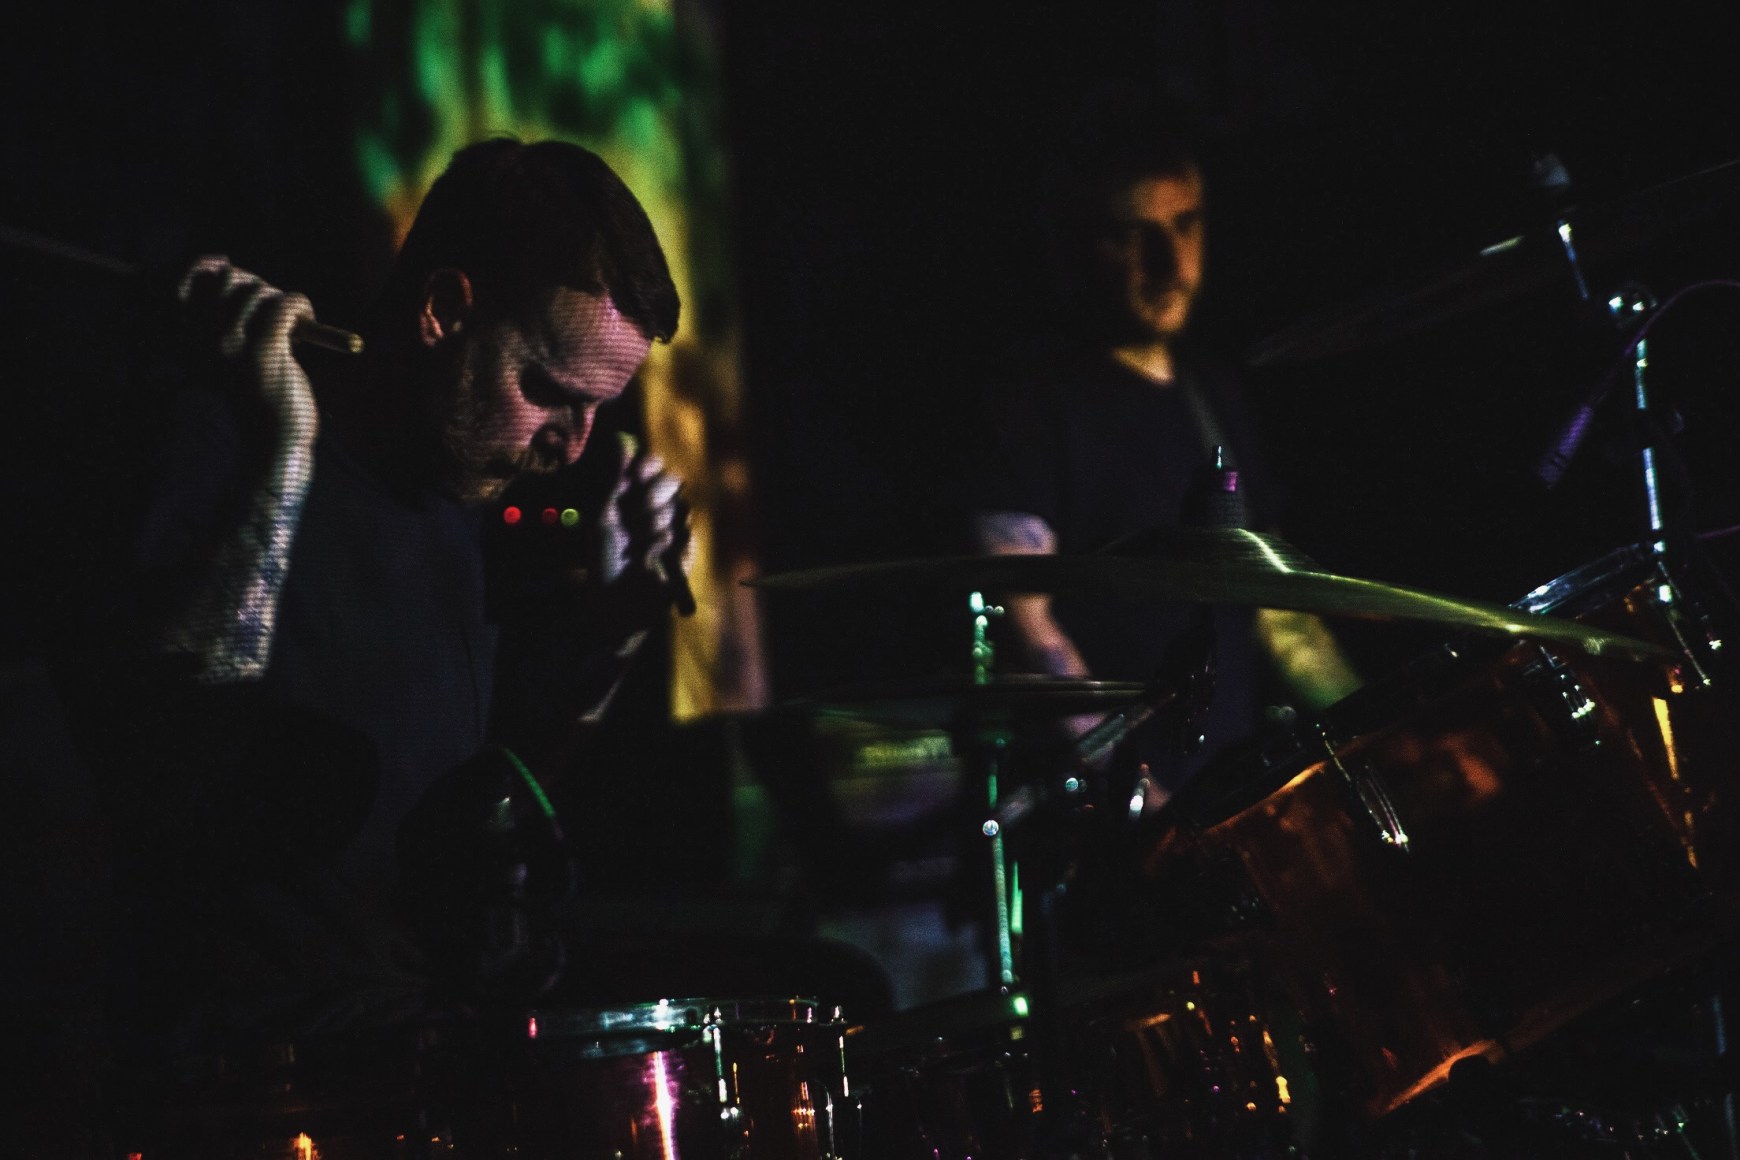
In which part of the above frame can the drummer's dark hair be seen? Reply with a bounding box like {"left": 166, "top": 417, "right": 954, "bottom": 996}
{"left": 375, "top": 137, "right": 679, "bottom": 342}
{"left": 1049, "top": 80, "right": 1205, "bottom": 216}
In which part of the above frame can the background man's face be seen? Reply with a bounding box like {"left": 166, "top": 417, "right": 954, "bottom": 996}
{"left": 1090, "top": 168, "right": 1206, "bottom": 344}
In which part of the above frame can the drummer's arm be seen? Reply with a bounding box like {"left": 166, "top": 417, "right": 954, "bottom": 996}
{"left": 1253, "top": 607, "right": 1363, "bottom": 713}
{"left": 970, "top": 511, "right": 1090, "bottom": 678}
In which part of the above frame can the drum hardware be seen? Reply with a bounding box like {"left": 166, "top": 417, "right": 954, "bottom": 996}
{"left": 1243, "top": 153, "right": 1740, "bottom": 367}
{"left": 1519, "top": 647, "right": 1603, "bottom": 752}
{"left": 1175, "top": 542, "right": 1740, "bottom": 1126}
{"left": 844, "top": 955, "right": 1316, "bottom": 1159}
{"left": 1518, "top": 542, "right": 1730, "bottom": 691}
{"left": 836, "top": 585, "right": 1230, "bottom": 1154}
{"left": 445, "top": 996, "right": 856, "bottom": 1159}
{"left": 698, "top": 996, "right": 856, "bottom": 1160}
{"left": 1326, "top": 741, "right": 1412, "bottom": 854}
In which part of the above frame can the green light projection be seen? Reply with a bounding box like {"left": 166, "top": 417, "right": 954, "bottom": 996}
{"left": 345, "top": 0, "right": 764, "bottom": 719}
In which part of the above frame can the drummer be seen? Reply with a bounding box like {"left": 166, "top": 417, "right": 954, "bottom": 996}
{"left": 964, "top": 82, "right": 1361, "bottom": 804}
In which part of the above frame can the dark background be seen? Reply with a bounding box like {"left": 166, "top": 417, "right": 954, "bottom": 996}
{"left": 7, "top": 1, "right": 1740, "bottom": 693}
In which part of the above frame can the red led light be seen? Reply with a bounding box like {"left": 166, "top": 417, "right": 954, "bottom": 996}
{"left": 502, "top": 506, "right": 522, "bottom": 525}
{"left": 541, "top": 507, "right": 559, "bottom": 526}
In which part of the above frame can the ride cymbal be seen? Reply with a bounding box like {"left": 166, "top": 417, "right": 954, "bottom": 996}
{"left": 747, "top": 527, "right": 1674, "bottom": 662}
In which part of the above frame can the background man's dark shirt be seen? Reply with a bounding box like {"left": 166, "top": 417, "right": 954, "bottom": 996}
{"left": 965, "top": 350, "right": 1280, "bottom": 791}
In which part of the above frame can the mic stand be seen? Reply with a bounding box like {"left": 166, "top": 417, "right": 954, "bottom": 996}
{"left": 1603, "top": 284, "right": 1672, "bottom": 558}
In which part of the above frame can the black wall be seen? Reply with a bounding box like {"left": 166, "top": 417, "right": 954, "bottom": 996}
{"left": 7, "top": 2, "right": 1740, "bottom": 690}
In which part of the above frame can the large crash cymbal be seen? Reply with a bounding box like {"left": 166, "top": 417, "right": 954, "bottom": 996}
{"left": 747, "top": 527, "right": 1673, "bottom": 662}
{"left": 1247, "top": 155, "right": 1740, "bottom": 367}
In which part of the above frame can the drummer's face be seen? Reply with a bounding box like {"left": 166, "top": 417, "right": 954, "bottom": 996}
{"left": 1094, "top": 167, "right": 1205, "bottom": 342}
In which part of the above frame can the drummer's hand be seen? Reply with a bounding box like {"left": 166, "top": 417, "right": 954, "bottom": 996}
{"left": 177, "top": 255, "right": 319, "bottom": 449}
{"left": 596, "top": 431, "right": 694, "bottom": 630}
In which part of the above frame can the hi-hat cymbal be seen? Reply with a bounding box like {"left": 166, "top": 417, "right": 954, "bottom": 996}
{"left": 799, "top": 674, "right": 1151, "bottom": 729}
{"left": 747, "top": 527, "right": 1673, "bottom": 662}
{"left": 1248, "top": 155, "right": 1740, "bottom": 366}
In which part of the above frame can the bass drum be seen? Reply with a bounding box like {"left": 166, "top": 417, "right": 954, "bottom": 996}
{"left": 845, "top": 953, "right": 1315, "bottom": 1159}
{"left": 1173, "top": 543, "right": 1740, "bottom": 1121}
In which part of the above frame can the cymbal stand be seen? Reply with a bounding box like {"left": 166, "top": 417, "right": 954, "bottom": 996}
{"left": 1555, "top": 184, "right": 1740, "bottom": 1152}
{"left": 1541, "top": 156, "right": 1675, "bottom": 560}
{"left": 963, "top": 589, "right": 1019, "bottom": 992}
{"left": 972, "top": 662, "right": 1195, "bottom": 1156}
{"left": 1605, "top": 283, "right": 1672, "bottom": 558}
{"left": 956, "top": 589, "right": 1110, "bottom": 1154}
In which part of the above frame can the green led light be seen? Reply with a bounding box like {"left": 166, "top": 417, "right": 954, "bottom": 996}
{"left": 560, "top": 507, "right": 580, "bottom": 528}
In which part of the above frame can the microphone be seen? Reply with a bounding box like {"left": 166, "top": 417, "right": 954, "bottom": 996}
{"left": 1535, "top": 397, "right": 1602, "bottom": 489}
{"left": 1534, "top": 283, "right": 1656, "bottom": 489}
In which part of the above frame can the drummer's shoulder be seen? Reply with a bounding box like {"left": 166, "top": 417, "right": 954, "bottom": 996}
{"left": 1173, "top": 344, "right": 1252, "bottom": 395}
{"left": 982, "top": 336, "right": 1132, "bottom": 411}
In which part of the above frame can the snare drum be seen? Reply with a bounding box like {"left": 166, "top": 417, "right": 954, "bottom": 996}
{"left": 1190, "top": 545, "right": 1740, "bottom": 1119}
{"left": 847, "top": 956, "right": 1311, "bottom": 1159}
{"left": 483, "top": 1000, "right": 728, "bottom": 1159}
{"left": 469, "top": 997, "right": 854, "bottom": 1159}
{"left": 704, "top": 996, "right": 855, "bottom": 1160}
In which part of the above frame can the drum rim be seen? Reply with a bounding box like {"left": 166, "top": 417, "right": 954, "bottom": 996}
{"left": 525, "top": 999, "right": 710, "bottom": 1041}
{"left": 678, "top": 994, "right": 835, "bottom": 1024}
{"left": 1512, "top": 542, "right": 1656, "bottom": 616}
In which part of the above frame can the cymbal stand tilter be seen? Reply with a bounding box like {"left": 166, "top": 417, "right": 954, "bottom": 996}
{"left": 1530, "top": 151, "right": 1729, "bottom": 685}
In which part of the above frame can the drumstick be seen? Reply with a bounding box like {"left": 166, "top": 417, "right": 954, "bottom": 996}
{"left": 0, "top": 222, "right": 364, "bottom": 355}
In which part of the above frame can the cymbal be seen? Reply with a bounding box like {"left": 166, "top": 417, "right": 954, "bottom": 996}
{"left": 747, "top": 527, "right": 1674, "bottom": 662}
{"left": 798, "top": 674, "right": 1150, "bottom": 729}
{"left": 1248, "top": 155, "right": 1740, "bottom": 366}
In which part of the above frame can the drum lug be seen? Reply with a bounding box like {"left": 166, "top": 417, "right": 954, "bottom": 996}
{"left": 1522, "top": 647, "right": 1603, "bottom": 752}
{"left": 1326, "top": 742, "right": 1412, "bottom": 853}
{"left": 1648, "top": 565, "right": 1728, "bottom": 690}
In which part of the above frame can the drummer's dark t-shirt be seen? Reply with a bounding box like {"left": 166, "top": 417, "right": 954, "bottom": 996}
{"left": 965, "top": 352, "right": 1278, "bottom": 790}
